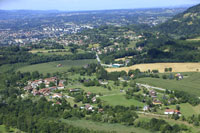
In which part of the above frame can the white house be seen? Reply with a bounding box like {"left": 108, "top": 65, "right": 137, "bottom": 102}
{"left": 92, "top": 97, "right": 97, "bottom": 103}
{"left": 85, "top": 104, "right": 93, "bottom": 111}
{"left": 57, "top": 80, "right": 65, "bottom": 89}
{"left": 143, "top": 105, "right": 150, "bottom": 111}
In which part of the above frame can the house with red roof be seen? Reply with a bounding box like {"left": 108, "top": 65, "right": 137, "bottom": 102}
{"left": 87, "top": 92, "right": 92, "bottom": 97}
{"left": 32, "top": 89, "right": 40, "bottom": 96}
{"left": 164, "top": 109, "right": 181, "bottom": 115}
{"left": 24, "top": 85, "right": 33, "bottom": 91}
{"left": 31, "top": 79, "right": 43, "bottom": 88}
{"left": 39, "top": 88, "right": 51, "bottom": 96}
{"left": 44, "top": 77, "right": 57, "bottom": 87}
{"left": 57, "top": 80, "right": 65, "bottom": 89}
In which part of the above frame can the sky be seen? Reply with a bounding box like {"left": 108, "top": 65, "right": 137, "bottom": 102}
{"left": 0, "top": 0, "right": 199, "bottom": 11}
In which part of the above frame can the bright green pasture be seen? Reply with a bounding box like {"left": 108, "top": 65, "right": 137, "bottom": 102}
{"left": 135, "top": 72, "right": 200, "bottom": 96}
{"left": 17, "top": 59, "right": 96, "bottom": 74}
{"left": 100, "top": 94, "right": 145, "bottom": 107}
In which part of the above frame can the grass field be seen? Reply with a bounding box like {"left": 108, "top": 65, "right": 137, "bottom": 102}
{"left": 66, "top": 74, "right": 129, "bottom": 95}
{"left": 29, "top": 49, "right": 71, "bottom": 55}
{"left": 61, "top": 118, "right": 150, "bottom": 133}
{"left": 67, "top": 84, "right": 123, "bottom": 95}
{"left": 29, "top": 48, "right": 85, "bottom": 56}
{"left": 0, "top": 125, "right": 6, "bottom": 133}
{"left": 100, "top": 94, "right": 145, "bottom": 107}
{"left": 135, "top": 72, "right": 200, "bottom": 96}
{"left": 0, "top": 63, "right": 26, "bottom": 73}
{"left": 106, "top": 63, "right": 200, "bottom": 73}
{"left": 17, "top": 59, "right": 97, "bottom": 74}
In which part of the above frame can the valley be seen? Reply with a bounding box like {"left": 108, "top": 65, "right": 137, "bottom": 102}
{"left": 1, "top": 3, "right": 200, "bottom": 133}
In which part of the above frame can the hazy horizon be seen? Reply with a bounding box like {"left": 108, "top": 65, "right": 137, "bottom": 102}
{"left": 0, "top": 0, "right": 199, "bottom": 11}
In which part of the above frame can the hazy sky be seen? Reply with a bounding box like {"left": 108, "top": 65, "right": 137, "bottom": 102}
{"left": 0, "top": 0, "right": 199, "bottom": 11}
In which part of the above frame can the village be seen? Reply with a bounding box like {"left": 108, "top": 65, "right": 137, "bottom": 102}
{"left": 22, "top": 72, "right": 184, "bottom": 118}
{"left": 23, "top": 76, "right": 99, "bottom": 111}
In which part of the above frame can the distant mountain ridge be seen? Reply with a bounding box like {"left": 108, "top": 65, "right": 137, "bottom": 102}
{"left": 158, "top": 3, "right": 200, "bottom": 37}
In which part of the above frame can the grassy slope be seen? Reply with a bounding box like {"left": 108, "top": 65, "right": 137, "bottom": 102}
{"left": 17, "top": 59, "right": 97, "bottom": 74}
{"left": 100, "top": 94, "right": 145, "bottom": 107}
{"left": 135, "top": 72, "right": 200, "bottom": 96}
{"left": 0, "top": 125, "right": 6, "bottom": 133}
{"left": 67, "top": 84, "right": 122, "bottom": 95}
{"left": 61, "top": 118, "right": 150, "bottom": 133}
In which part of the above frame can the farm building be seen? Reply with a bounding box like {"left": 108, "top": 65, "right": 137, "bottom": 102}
{"left": 52, "top": 93, "right": 63, "bottom": 98}
{"left": 164, "top": 109, "right": 181, "bottom": 115}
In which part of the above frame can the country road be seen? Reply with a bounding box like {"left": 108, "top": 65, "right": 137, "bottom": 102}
{"left": 136, "top": 83, "right": 166, "bottom": 91}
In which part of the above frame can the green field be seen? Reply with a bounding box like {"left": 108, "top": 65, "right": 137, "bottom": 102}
{"left": 29, "top": 48, "right": 86, "bottom": 56}
{"left": 135, "top": 72, "right": 200, "bottom": 96}
{"left": 67, "top": 84, "right": 122, "bottom": 95}
{"left": 29, "top": 48, "right": 71, "bottom": 55}
{"left": 0, "top": 63, "right": 26, "bottom": 73}
{"left": 17, "top": 59, "right": 97, "bottom": 74}
{"left": 100, "top": 94, "right": 145, "bottom": 107}
{"left": 61, "top": 118, "right": 150, "bottom": 133}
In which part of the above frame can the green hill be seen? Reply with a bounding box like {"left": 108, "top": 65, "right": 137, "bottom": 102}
{"left": 158, "top": 4, "right": 200, "bottom": 37}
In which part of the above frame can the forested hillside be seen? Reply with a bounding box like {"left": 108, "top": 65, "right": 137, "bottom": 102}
{"left": 158, "top": 4, "right": 200, "bottom": 37}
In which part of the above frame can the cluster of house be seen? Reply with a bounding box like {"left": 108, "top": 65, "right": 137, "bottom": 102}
{"left": 143, "top": 106, "right": 181, "bottom": 116}
{"left": 149, "top": 90, "right": 162, "bottom": 105}
{"left": 24, "top": 77, "right": 65, "bottom": 96}
{"left": 79, "top": 92, "right": 98, "bottom": 111}
{"left": 143, "top": 89, "right": 182, "bottom": 116}
{"left": 87, "top": 92, "right": 97, "bottom": 103}
{"left": 68, "top": 88, "right": 98, "bottom": 111}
